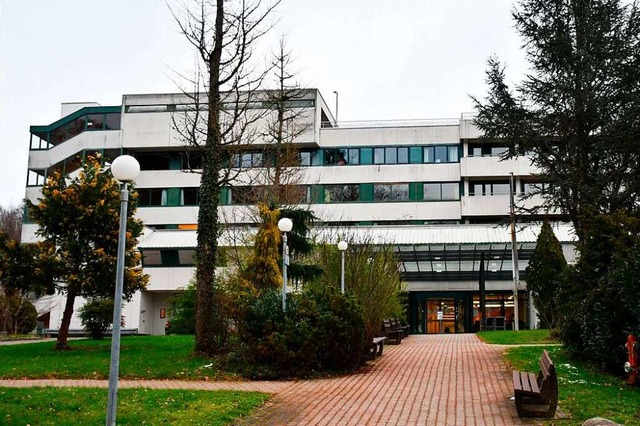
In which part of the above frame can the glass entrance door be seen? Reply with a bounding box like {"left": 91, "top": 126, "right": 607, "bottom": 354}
{"left": 426, "top": 299, "right": 455, "bottom": 333}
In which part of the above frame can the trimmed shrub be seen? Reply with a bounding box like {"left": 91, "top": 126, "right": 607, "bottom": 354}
{"left": 79, "top": 298, "right": 114, "bottom": 340}
{"left": 166, "top": 284, "right": 196, "bottom": 335}
{"left": 236, "top": 286, "right": 366, "bottom": 379}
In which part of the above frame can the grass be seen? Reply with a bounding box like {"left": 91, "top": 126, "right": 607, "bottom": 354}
{"left": 0, "top": 335, "right": 232, "bottom": 380}
{"left": 505, "top": 345, "right": 640, "bottom": 425}
{"left": 0, "top": 387, "right": 268, "bottom": 425}
{"left": 476, "top": 329, "right": 556, "bottom": 345}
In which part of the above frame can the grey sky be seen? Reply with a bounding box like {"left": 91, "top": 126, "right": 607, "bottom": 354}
{"left": 0, "top": 0, "right": 527, "bottom": 207}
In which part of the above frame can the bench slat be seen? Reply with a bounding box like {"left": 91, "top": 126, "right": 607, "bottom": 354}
{"left": 513, "top": 370, "right": 523, "bottom": 391}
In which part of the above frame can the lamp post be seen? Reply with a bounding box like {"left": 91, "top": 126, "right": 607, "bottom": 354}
{"left": 106, "top": 155, "right": 140, "bottom": 426}
{"left": 338, "top": 240, "right": 348, "bottom": 294}
{"left": 278, "top": 217, "right": 293, "bottom": 311}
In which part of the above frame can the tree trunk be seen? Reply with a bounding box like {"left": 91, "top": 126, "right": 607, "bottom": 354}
{"left": 194, "top": 0, "right": 225, "bottom": 357}
{"left": 56, "top": 288, "right": 78, "bottom": 350}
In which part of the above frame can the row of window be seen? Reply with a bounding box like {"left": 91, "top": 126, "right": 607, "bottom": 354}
{"left": 30, "top": 111, "right": 121, "bottom": 150}
{"left": 125, "top": 99, "right": 315, "bottom": 114}
{"left": 134, "top": 180, "right": 552, "bottom": 208}
{"left": 136, "top": 182, "right": 462, "bottom": 207}
{"left": 301, "top": 145, "right": 461, "bottom": 166}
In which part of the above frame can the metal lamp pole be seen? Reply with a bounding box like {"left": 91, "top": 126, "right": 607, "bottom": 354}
{"left": 278, "top": 218, "right": 293, "bottom": 311}
{"left": 106, "top": 155, "right": 140, "bottom": 426}
{"left": 338, "top": 240, "right": 348, "bottom": 293}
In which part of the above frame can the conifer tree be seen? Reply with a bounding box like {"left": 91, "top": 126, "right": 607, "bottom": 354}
{"left": 525, "top": 219, "right": 567, "bottom": 330}
{"left": 473, "top": 0, "right": 640, "bottom": 241}
{"left": 25, "top": 156, "right": 147, "bottom": 349}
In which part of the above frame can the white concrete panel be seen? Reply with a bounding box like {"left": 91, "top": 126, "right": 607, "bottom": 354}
{"left": 20, "top": 224, "right": 40, "bottom": 243}
{"left": 122, "top": 112, "right": 174, "bottom": 148}
{"left": 461, "top": 195, "right": 511, "bottom": 216}
{"left": 460, "top": 156, "right": 538, "bottom": 177}
{"left": 459, "top": 119, "right": 482, "bottom": 139}
{"left": 29, "top": 131, "right": 121, "bottom": 170}
{"left": 145, "top": 267, "right": 194, "bottom": 291}
{"left": 311, "top": 201, "right": 461, "bottom": 223}
{"left": 301, "top": 164, "right": 461, "bottom": 185}
{"left": 136, "top": 206, "right": 199, "bottom": 226}
{"left": 135, "top": 170, "right": 202, "bottom": 188}
{"left": 320, "top": 125, "right": 460, "bottom": 147}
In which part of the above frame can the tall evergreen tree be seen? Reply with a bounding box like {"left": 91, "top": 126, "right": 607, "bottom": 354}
{"left": 25, "top": 156, "right": 147, "bottom": 349}
{"left": 473, "top": 0, "right": 640, "bottom": 241}
{"left": 525, "top": 219, "right": 567, "bottom": 330}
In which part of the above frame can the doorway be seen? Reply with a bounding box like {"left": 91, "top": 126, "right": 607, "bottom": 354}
{"left": 410, "top": 292, "right": 472, "bottom": 334}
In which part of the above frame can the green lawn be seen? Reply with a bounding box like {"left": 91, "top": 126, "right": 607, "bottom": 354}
{"left": 505, "top": 345, "right": 640, "bottom": 425}
{"left": 476, "top": 329, "right": 556, "bottom": 345}
{"left": 0, "top": 335, "right": 232, "bottom": 380}
{"left": 0, "top": 387, "right": 268, "bottom": 425}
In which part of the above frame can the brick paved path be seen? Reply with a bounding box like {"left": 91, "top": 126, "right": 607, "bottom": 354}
{"left": 0, "top": 334, "right": 528, "bottom": 425}
{"left": 238, "top": 334, "right": 527, "bottom": 426}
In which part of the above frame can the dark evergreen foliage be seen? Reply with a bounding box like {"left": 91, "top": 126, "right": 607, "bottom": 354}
{"left": 79, "top": 298, "right": 116, "bottom": 340}
{"left": 525, "top": 219, "right": 567, "bottom": 330}
{"left": 166, "top": 284, "right": 196, "bottom": 335}
{"left": 235, "top": 287, "right": 366, "bottom": 379}
{"left": 473, "top": 0, "right": 640, "bottom": 241}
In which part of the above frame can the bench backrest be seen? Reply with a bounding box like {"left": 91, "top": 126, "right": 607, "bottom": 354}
{"left": 537, "top": 350, "right": 559, "bottom": 408}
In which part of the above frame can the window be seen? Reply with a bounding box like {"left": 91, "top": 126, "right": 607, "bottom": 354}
{"left": 448, "top": 146, "right": 459, "bottom": 162}
{"left": 374, "top": 184, "right": 409, "bottom": 202}
{"left": 424, "top": 146, "right": 434, "bottom": 163}
{"left": 138, "top": 188, "right": 168, "bottom": 206}
{"left": 468, "top": 143, "right": 510, "bottom": 157}
{"left": 385, "top": 147, "right": 397, "bottom": 164}
{"left": 360, "top": 148, "right": 373, "bottom": 165}
{"left": 181, "top": 188, "right": 199, "bottom": 206}
{"left": 441, "top": 183, "right": 460, "bottom": 200}
{"left": 435, "top": 146, "right": 448, "bottom": 163}
{"left": 374, "top": 148, "right": 385, "bottom": 164}
{"left": 469, "top": 181, "right": 511, "bottom": 196}
{"left": 299, "top": 151, "right": 311, "bottom": 166}
{"left": 397, "top": 147, "right": 409, "bottom": 164}
{"left": 424, "top": 182, "right": 460, "bottom": 201}
{"left": 424, "top": 183, "right": 441, "bottom": 201}
{"left": 348, "top": 148, "right": 360, "bottom": 165}
{"left": 324, "top": 185, "right": 359, "bottom": 202}
{"left": 409, "top": 146, "right": 422, "bottom": 163}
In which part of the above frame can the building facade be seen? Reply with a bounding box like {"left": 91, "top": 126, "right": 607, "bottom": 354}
{"left": 22, "top": 89, "right": 574, "bottom": 335}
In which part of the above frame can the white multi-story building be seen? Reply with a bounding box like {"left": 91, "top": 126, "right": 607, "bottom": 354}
{"left": 22, "top": 89, "right": 575, "bottom": 335}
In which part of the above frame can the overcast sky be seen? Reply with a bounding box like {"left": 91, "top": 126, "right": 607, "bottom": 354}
{"left": 0, "top": 0, "right": 527, "bottom": 207}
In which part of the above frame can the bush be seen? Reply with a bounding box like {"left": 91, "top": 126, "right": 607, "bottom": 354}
{"left": 236, "top": 286, "right": 366, "bottom": 379}
{"left": 79, "top": 298, "right": 114, "bottom": 340}
{"left": 166, "top": 284, "right": 196, "bottom": 335}
{"left": 0, "top": 293, "right": 37, "bottom": 334}
{"left": 557, "top": 212, "right": 640, "bottom": 373}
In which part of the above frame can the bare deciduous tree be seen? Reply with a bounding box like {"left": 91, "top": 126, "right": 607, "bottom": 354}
{"left": 171, "top": 0, "right": 280, "bottom": 356}
{"left": 0, "top": 204, "right": 23, "bottom": 242}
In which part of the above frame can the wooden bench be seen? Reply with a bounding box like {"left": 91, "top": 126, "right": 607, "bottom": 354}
{"left": 371, "top": 336, "right": 388, "bottom": 358}
{"left": 381, "top": 319, "right": 403, "bottom": 344}
{"left": 512, "top": 349, "right": 558, "bottom": 418}
{"left": 390, "top": 318, "right": 410, "bottom": 337}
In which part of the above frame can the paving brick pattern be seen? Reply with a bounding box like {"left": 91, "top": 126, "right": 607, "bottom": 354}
{"left": 239, "top": 334, "right": 527, "bottom": 425}
{"left": 0, "top": 334, "right": 529, "bottom": 425}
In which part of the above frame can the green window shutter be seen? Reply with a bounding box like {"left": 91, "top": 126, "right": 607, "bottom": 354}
{"left": 309, "top": 185, "right": 324, "bottom": 203}
{"left": 165, "top": 224, "right": 178, "bottom": 230}
{"left": 459, "top": 181, "right": 465, "bottom": 196}
{"left": 169, "top": 155, "right": 182, "bottom": 170}
{"left": 166, "top": 188, "right": 181, "bottom": 206}
{"left": 359, "top": 183, "right": 374, "bottom": 202}
{"left": 220, "top": 187, "right": 230, "bottom": 205}
{"left": 360, "top": 148, "right": 373, "bottom": 165}
{"left": 409, "top": 146, "right": 422, "bottom": 164}
{"left": 409, "top": 182, "right": 423, "bottom": 200}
